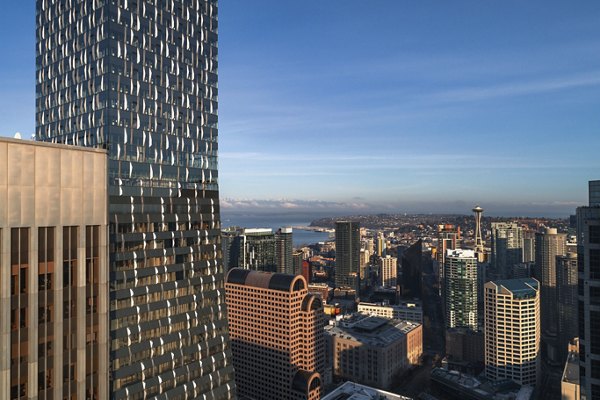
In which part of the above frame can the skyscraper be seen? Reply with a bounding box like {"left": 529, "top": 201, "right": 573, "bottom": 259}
{"left": 239, "top": 228, "right": 276, "bottom": 271}
{"left": 400, "top": 239, "right": 423, "bottom": 299}
{"left": 0, "top": 138, "right": 109, "bottom": 400}
{"left": 484, "top": 278, "right": 540, "bottom": 387}
{"left": 275, "top": 227, "right": 294, "bottom": 274}
{"left": 225, "top": 268, "right": 325, "bottom": 400}
{"left": 491, "top": 222, "right": 524, "bottom": 280}
{"left": 577, "top": 180, "right": 600, "bottom": 399}
{"left": 535, "top": 228, "right": 567, "bottom": 365}
{"left": 523, "top": 230, "right": 536, "bottom": 264}
{"left": 557, "top": 253, "right": 578, "bottom": 364}
{"left": 436, "top": 224, "right": 461, "bottom": 292}
{"left": 444, "top": 249, "right": 478, "bottom": 331}
{"left": 35, "top": 1, "right": 236, "bottom": 398}
{"left": 378, "top": 255, "right": 398, "bottom": 288}
{"left": 335, "top": 221, "right": 360, "bottom": 292}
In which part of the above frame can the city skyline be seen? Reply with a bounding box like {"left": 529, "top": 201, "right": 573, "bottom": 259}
{"left": 1, "top": 1, "right": 600, "bottom": 215}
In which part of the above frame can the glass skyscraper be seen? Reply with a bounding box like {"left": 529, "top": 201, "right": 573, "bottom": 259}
{"left": 36, "top": 0, "right": 236, "bottom": 398}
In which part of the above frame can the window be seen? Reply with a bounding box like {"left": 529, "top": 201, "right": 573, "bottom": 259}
{"left": 591, "top": 225, "right": 600, "bottom": 245}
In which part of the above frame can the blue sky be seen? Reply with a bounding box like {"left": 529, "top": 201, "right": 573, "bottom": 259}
{"left": 1, "top": 1, "right": 599, "bottom": 216}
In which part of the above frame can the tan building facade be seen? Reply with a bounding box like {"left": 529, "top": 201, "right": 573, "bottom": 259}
{"left": 357, "top": 301, "right": 423, "bottom": 324}
{"left": 0, "top": 138, "right": 108, "bottom": 399}
{"left": 378, "top": 255, "right": 397, "bottom": 288}
{"left": 225, "top": 268, "right": 324, "bottom": 400}
{"left": 325, "top": 314, "right": 422, "bottom": 389}
{"left": 485, "top": 278, "right": 540, "bottom": 387}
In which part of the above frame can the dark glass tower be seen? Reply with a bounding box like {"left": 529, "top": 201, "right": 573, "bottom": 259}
{"left": 335, "top": 221, "right": 360, "bottom": 292}
{"left": 36, "top": 0, "right": 236, "bottom": 398}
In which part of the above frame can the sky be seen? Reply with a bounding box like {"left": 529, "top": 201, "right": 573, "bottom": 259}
{"left": 1, "top": 1, "right": 599, "bottom": 217}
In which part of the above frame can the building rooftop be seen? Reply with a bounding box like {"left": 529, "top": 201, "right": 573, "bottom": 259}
{"left": 561, "top": 351, "right": 580, "bottom": 385}
{"left": 446, "top": 249, "right": 476, "bottom": 259}
{"left": 431, "top": 368, "right": 533, "bottom": 400}
{"left": 0, "top": 136, "right": 107, "bottom": 154}
{"left": 226, "top": 268, "right": 304, "bottom": 292}
{"left": 325, "top": 314, "right": 420, "bottom": 346}
{"left": 322, "top": 381, "right": 412, "bottom": 400}
{"left": 491, "top": 278, "right": 539, "bottom": 298}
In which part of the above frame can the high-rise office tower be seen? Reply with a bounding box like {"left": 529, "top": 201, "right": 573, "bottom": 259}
{"left": 523, "top": 230, "right": 536, "bottom": 264}
{"left": 239, "top": 228, "right": 276, "bottom": 271}
{"left": 293, "top": 250, "right": 304, "bottom": 276}
{"left": 577, "top": 180, "right": 600, "bottom": 399}
{"left": 378, "top": 255, "right": 398, "bottom": 288}
{"left": 35, "top": 1, "right": 236, "bottom": 398}
{"left": 557, "top": 253, "right": 578, "bottom": 364}
{"left": 335, "top": 221, "right": 360, "bottom": 292}
{"left": 444, "top": 249, "right": 478, "bottom": 331}
{"left": 275, "top": 227, "right": 294, "bottom": 274}
{"left": 473, "top": 206, "right": 485, "bottom": 262}
{"left": 491, "top": 222, "right": 524, "bottom": 280}
{"left": 225, "top": 268, "right": 325, "bottom": 400}
{"left": 400, "top": 239, "right": 423, "bottom": 299}
{"left": 535, "top": 228, "right": 566, "bottom": 364}
{"left": 484, "top": 278, "right": 540, "bottom": 386}
{"left": 0, "top": 138, "right": 108, "bottom": 399}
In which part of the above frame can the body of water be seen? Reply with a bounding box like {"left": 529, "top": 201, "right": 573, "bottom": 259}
{"left": 220, "top": 213, "right": 332, "bottom": 247}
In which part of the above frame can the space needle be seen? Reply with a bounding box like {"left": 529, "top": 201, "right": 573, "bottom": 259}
{"left": 473, "top": 205, "right": 485, "bottom": 262}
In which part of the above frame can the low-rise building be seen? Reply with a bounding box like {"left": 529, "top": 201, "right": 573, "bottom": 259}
{"left": 431, "top": 368, "right": 534, "bottom": 400}
{"left": 560, "top": 339, "right": 580, "bottom": 400}
{"left": 325, "top": 314, "right": 422, "bottom": 389}
{"left": 357, "top": 301, "right": 423, "bottom": 324}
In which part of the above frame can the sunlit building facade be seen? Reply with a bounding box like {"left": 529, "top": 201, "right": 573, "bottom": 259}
{"left": 35, "top": 0, "right": 236, "bottom": 398}
{"left": 0, "top": 138, "right": 108, "bottom": 399}
{"left": 225, "top": 268, "right": 324, "bottom": 400}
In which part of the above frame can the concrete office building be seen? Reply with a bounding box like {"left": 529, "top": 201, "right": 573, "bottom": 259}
{"left": 325, "top": 314, "right": 422, "bottom": 390}
{"left": 378, "top": 255, "right": 398, "bottom": 288}
{"left": 225, "top": 269, "right": 324, "bottom": 400}
{"left": 556, "top": 253, "right": 578, "bottom": 364}
{"left": 358, "top": 301, "right": 423, "bottom": 324}
{"left": 36, "top": 0, "right": 236, "bottom": 397}
{"left": 535, "top": 228, "right": 567, "bottom": 364}
{"left": 577, "top": 180, "right": 600, "bottom": 399}
{"left": 276, "top": 227, "right": 294, "bottom": 274}
{"left": 335, "top": 221, "right": 360, "bottom": 292}
{"left": 0, "top": 138, "right": 108, "bottom": 399}
{"left": 484, "top": 279, "right": 540, "bottom": 387}
{"left": 321, "top": 381, "right": 411, "bottom": 400}
{"left": 444, "top": 249, "right": 478, "bottom": 331}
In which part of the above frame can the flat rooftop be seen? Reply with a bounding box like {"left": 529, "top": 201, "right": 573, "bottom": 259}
{"left": 322, "top": 381, "right": 412, "bottom": 400}
{"left": 325, "top": 314, "right": 420, "bottom": 346}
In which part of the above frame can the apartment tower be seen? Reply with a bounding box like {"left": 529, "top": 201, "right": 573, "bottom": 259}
{"left": 335, "top": 221, "right": 360, "bottom": 292}
{"left": 276, "top": 227, "right": 294, "bottom": 274}
{"left": 444, "top": 249, "right": 478, "bottom": 331}
{"left": 491, "top": 222, "right": 524, "bottom": 280}
{"left": 484, "top": 278, "right": 540, "bottom": 386}
{"left": 35, "top": 0, "right": 236, "bottom": 398}
{"left": 577, "top": 180, "right": 600, "bottom": 399}
{"left": 378, "top": 255, "right": 398, "bottom": 288}
{"left": 225, "top": 268, "right": 324, "bottom": 400}
{"left": 0, "top": 138, "right": 108, "bottom": 399}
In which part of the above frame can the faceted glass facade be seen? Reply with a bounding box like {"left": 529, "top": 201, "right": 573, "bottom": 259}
{"left": 36, "top": 0, "right": 235, "bottom": 398}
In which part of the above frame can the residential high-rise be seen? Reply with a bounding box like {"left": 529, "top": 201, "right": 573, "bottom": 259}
{"left": 535, "top": 228, "right": 567, "bottom": 364}
{"left": 400, "top": 239, "right": 423, "bottom": 299}
{"left": 473, "top": 206, "right": 485, "bottom": 262}
{"left": 491, "top": 222, "right": 524, "bottom": 280}
{"left": 276, "top": 227, "right": 294, "bottom": 274}
{"left": 376, "top": 232, "right": 386, "bottom": 257}
{"left": 378, "top": 255, "right": 398, "bottom": 288}
{"left": 35, "top": 1, "right": 236, "bottom": 398}
{"left": 523, "top": 230, "right": 536, "bottom": 264}
{"left": 556, "top": 253, "right": 578, "bottom": 364}
{"left": 577, "top": 180, "right": 600, "bottom": 399}
{"left": 239, "top": 228, "right": 276, "bottom": 271}
{"left": 225, "top": 268, "right": 325, "bottom": 400}
{"left": 444, "top": 249, "right": 478, "bottom": 331}
{"left": 484, "top": 278, "right": 540, "bottom": 386}
{"left": 0, "top": 138, "right": 108, "bottom": 399}
{"left": 436, "top": 224, "right": 461, "bottom": 292}
{"left": 293, "top": 250, "right": 304, "bottom": 276}
{"left": 335, "top": 221, "right": 360, "bottom": 292}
